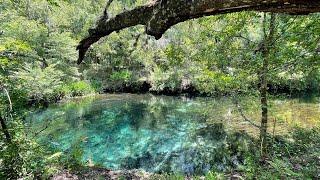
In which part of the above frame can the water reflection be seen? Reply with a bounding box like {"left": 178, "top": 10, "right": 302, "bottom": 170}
{"left": 26, "top": 94, "right": 320, "bottom": 174}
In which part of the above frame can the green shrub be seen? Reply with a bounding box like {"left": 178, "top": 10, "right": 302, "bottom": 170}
{"left": 149, "top": 67, "right": 183, "bottom": 92}
{"left": 68, "top": 81, "right": 94, "bottom": 97}
{"left": 109, "top": 70, "right": 132, "bottom": 82}
{"left": 54, "top": 85, "right": 72, "bottom": 99}
{"left": 105, "top": 70, "right": 134, "bottom": 90}
{"left": 89, "top": 80, "right": 103, "bottom": 92}
{"left": 194, "top": 70, "right": 235, "bottom": 95}
{"left": 54, "top": 81, "right": 95, "bottom": 100}
{"left": 0, "top": 118, "right": 62, "bottom": 179}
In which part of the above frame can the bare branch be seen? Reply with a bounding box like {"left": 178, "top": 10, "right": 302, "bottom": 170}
{"left": 104, "top": 0, "right": 114, "bottom": 17}
{"left": 3, "top": 88, "right": 12, "bottom": 112}
{"left": 232, "top": 96, "right": 261, "bottom": 129}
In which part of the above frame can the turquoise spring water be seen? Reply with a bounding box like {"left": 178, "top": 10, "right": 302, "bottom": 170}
{"left": 26, "top": 94, "right": 320, "bottom": 175}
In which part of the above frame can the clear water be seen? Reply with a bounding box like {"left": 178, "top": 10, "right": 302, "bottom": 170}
{"left": 26, "top": 94, "right": 320, "bottom": 174}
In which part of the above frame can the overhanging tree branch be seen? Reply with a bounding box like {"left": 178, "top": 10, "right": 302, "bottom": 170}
{"left": 77, "top": 0, "right": 320, "bottom": 64}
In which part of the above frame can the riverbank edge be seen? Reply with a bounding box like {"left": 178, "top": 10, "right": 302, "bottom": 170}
{"left": 26, "top": 79, "right": 319, "bottom": 109}
{"left": 51, "top": 167, "right": 242, "bottom": 180}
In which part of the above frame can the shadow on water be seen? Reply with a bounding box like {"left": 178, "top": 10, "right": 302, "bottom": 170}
{"left": 25, "top": 94, "right": 319, "bottom": 175}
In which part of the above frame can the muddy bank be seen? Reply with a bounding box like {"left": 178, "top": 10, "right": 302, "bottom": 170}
{"left": 51, "top": 167, "right": 246, "bottom": 180}
{"left": 52, "top": 168, "right": 154, "bottom": 180}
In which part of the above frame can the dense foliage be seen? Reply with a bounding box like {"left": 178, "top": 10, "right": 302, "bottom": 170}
{"left": 0, "top": 0, "right": 319, "bottom": 179}
{"left": 1, "top": 1, "right": 319, "bottom": 103}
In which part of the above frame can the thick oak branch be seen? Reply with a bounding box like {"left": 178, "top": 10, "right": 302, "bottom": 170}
{"left": 77, "top": 0, "right": 320, "bottom": 64}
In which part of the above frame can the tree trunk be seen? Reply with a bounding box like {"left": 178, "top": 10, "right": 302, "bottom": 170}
{"left": 0, "top": 114, "right": 11, "bottom": 143}
{"left": 0, "top": 87, "right": 12, "bottom": 143}
{"left": 259, "top": 13, "right": 276, "bottom": 156}
{"left": 260, "top": 53, "right": 268, "bottom": 155}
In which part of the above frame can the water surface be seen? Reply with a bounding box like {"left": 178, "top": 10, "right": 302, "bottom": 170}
{"left": 26, "top": 94, "right": 320, "bottom": 174}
